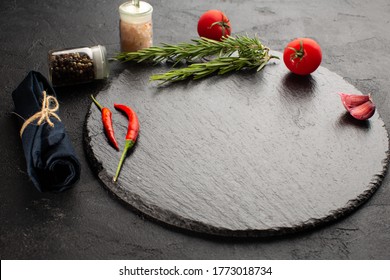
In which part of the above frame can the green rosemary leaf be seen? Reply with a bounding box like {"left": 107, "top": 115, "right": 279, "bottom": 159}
{"left": 118, "top": 35, "right": 278, "bottom": 84}
{"left": 115, "top": 35, "right": 270, "bottom": 63}
{"left": 150, "top": 55, "right": 271, "bottom": 83}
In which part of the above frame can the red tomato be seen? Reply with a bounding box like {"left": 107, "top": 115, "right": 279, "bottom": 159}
{"left": 283, "top": 38, "right": 322, "bottom": 75}
{"left": 197, "top": 10, "right": 231, "bottom": 41}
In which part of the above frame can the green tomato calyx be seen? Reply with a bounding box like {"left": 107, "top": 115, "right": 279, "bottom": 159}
{"left": 288, "top": 40, "right": 305, "bottom": 62}
{"left": 209, "top": 21, "right": 230, "bottom": 37}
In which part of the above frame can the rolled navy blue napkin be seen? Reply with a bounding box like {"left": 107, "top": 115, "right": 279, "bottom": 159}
{"left": 12, "top": 71, "right": 80, "bottom": 192}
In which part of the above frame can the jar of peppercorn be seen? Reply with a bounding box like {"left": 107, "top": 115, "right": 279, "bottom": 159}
{"left": 48, "top": 45, "right": 109, "bottom": 87}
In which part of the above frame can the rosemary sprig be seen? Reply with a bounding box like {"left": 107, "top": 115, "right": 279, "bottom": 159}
{"left": 115, "top": 35, "right": 273, "bottom": 65}
{"left": 114, "top": 35, "right": 278, "bottom": 83}
{"left": 150, "top": 53, "right": 274, "bottom": 84}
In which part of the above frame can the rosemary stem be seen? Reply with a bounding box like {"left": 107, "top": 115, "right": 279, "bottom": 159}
{"left": 115, "top": 35, "right": 279, "bottom": 84}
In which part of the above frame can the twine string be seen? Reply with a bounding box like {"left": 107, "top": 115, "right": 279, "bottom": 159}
{"left": 19, "top": 91, "right": 61, "bottom": 137}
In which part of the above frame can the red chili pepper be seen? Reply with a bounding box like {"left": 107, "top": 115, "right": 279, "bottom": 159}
{"left": 113, "top": 103, "right": 140, "bottom": 182}
{"left": 91, "top": 95, "right": 119, "bottom": 150}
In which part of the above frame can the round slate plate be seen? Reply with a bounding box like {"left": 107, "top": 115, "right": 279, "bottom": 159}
{"left": 84, "top": 53, "right": 389, "bottom": 237}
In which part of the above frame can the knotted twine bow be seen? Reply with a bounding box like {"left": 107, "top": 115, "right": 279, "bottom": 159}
{"left": 19, "top": 91, "right": 61, "bottom": 137}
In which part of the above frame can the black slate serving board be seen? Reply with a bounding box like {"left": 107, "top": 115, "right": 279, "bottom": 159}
{"left": 84, "top": 53, "right": 389, "bottom": 237}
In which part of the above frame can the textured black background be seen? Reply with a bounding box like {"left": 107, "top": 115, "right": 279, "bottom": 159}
{"left": 1, "top": 0, "right": 390, "bottom": 259}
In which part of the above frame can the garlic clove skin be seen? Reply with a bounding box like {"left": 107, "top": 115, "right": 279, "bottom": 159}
{"left": 338, "top": 92, "right": 370, "bottom": 110}
{"left": 349, "top": 100, "right": 376, "bottom": 120}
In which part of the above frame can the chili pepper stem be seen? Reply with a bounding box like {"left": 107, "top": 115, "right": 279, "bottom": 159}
{"left": 113, "top": 139, "right": 135, "bottom": 183}
{"left": 91, "top": 95, "right": 103, "bottom": 111}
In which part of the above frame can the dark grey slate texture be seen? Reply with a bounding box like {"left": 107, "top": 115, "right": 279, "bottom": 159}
{"left": 1, "top": 0, "right": 390, "bottom": 259}
{"left": 85, "top": 54, "right": 388, "bottom": 237}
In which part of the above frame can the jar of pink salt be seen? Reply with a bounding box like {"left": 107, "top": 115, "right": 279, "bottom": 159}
{"left": 119, "top": 1, "right": 153, "bottom": 52}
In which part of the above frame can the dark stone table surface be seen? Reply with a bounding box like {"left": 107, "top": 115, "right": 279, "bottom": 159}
{"left": 1, "top": 0, "right": 390, "bottom": 259}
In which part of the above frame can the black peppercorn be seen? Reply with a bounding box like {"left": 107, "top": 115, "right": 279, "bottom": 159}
{"left": 48, "top": 45, "right": 109, "bottom": 87}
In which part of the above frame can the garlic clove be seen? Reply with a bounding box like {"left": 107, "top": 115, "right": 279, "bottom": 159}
{"left": 349, "top": 100, "right": 376, "bottom": 120}
{"left": 338, "top": 92, "right": 370, "bottom": 110}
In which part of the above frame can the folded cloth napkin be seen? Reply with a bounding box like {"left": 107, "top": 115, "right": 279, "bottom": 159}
{"left": 12, "top": 71, "right": 80, "bottom": 192}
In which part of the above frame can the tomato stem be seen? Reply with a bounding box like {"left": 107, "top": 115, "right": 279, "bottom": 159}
{"left": 289, "top": 40, "right": 305, "bottom": 61}
{"left": 208, "top": 12, "right": 230, "bottom": 38}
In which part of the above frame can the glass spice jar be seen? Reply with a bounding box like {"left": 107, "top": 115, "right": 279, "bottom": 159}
{"left": 119, "top": 1, "right": 153, "bottom": 52}
{"left": 48, "top": 45, "right": 109, "bottom": 87}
